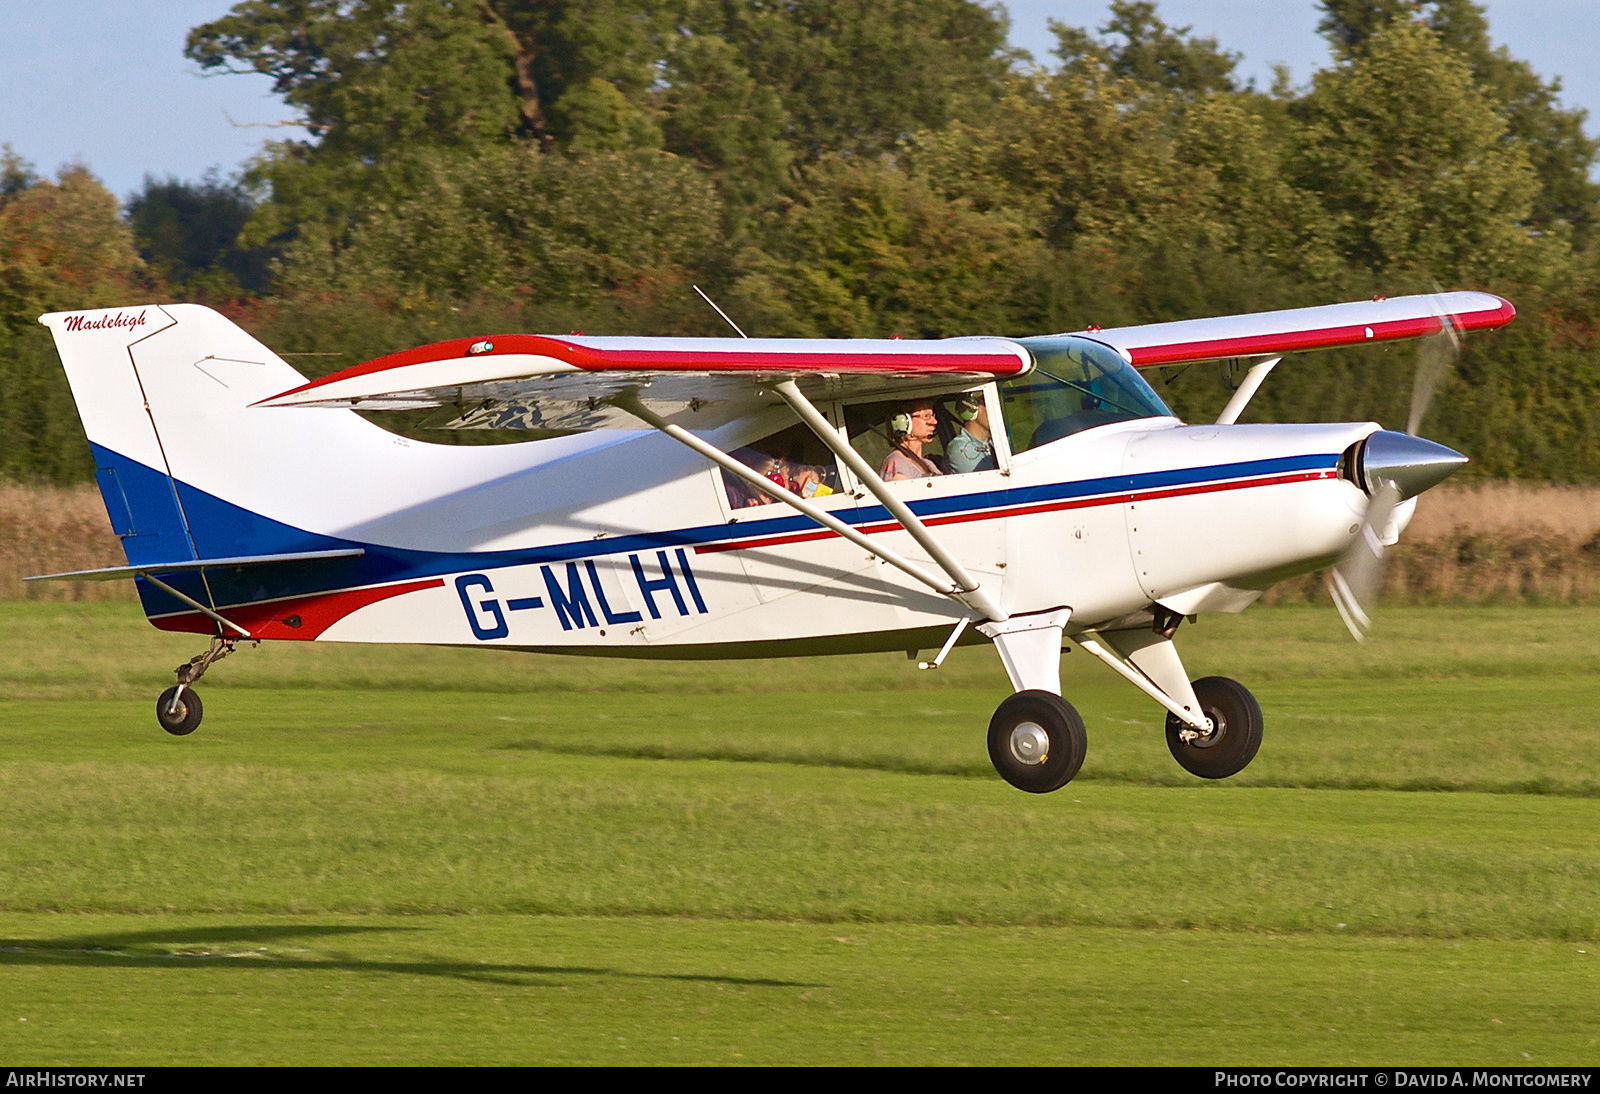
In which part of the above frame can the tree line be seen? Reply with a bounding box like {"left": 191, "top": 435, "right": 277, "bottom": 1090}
{"left": 3, "top": 0, "right": 1599, "bottom": 482}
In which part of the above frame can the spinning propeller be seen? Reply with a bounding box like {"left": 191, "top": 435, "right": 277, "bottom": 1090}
{"left": 1325, "top": 302, "right": 1469, "bottom": 641}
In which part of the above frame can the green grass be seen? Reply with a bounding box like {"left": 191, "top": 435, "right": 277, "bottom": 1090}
{"left": 2, "top": 916, "right": 1593, "bottom": 1065}
{"left": 0, "top": 602, "right": 1597, "bottom": 1063}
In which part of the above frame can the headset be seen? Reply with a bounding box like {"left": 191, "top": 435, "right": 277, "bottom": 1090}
{"left": 891, "top": 395, "right": 982, "bottom": 438}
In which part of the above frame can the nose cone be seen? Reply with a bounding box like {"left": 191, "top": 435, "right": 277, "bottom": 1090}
{"left": 1359, "top": 430, "right": 1469, "bottom": 500}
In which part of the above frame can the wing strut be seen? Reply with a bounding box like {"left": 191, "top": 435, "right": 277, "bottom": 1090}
{"left": 773, "top": 380, "right": 1007, "bottom": 622}
{"left": 1214, "top": 355, "right": 1281, "bottom": 426}
{"left": 613, "top": 393, "right": 970, "bottom": 603}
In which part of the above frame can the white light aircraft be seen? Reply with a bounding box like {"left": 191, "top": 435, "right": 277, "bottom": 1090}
{"left": 31, "top": 291, "right": 1511, "bottom": 791}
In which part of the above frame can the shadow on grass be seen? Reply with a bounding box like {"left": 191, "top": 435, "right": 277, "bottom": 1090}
{"left": 490, "top": 738, "right": 1600, "bottom": 796}
{"left": 492, "top": 736, "right": 987, "bottom": 778}
{"left": 0, "top": 923, "right": 818, "bottom": 989}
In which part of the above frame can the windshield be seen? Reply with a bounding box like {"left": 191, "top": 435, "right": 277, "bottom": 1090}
{"left": 1000, "top": 336, "right": 1173, "bottom": 455}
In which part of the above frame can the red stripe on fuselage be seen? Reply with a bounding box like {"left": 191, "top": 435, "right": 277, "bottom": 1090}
{"left": 697, "top": 469, "right": 1337, "bottom": 554}
{"left": 148, "top": 578, "right": 444, "bottom": 639}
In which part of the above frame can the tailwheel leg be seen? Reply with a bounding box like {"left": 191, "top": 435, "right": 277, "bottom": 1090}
{"left": 987, "top": 690, "right": 1087, "bottom": 793}
{"left": 156, "top": 636, "right": 243, "bottom": 737}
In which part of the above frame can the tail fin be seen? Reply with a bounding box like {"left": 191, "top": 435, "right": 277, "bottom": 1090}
{"left": 40, "top": 304, "right": 381, "bottom": 567}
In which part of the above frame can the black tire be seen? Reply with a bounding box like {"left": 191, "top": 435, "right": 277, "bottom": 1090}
{"left": 987, "top": 690, "right": 1087, "bottom": 793}
{"left": 156, "top": 686, "right": 203, "bottom": 736}
{"left": 1165, "top": 676, "right": 1262, "bottom": 779}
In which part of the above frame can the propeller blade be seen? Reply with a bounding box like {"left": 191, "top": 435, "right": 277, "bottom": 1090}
{"left": 1407, "top": 311, "right": 1460, "bottom": 437}
{"left": 1332, "top": 292, "right": 1462, "bottom": 640}
{"left": 1325, "top": 481, "right": 1401, "bottom": 642}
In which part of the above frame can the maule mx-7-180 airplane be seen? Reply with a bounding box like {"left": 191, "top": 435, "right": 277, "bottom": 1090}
{"left": 31, "top": 290, "right": 1510, "bottom": 791}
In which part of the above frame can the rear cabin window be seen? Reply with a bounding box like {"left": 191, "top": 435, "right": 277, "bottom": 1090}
{"left": 721, "top": 421, "right": 843, "bottom": 509}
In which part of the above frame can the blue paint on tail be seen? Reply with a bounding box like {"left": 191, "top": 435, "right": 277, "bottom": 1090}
{"left": 89, "top": 443, "right": 195, "bottom": 566}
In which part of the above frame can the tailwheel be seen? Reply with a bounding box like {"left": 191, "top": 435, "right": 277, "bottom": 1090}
{"left": 156, "top": 686, "right": 203, "bottom": 736}
{"left": 1165, "top": 676, "right": 1262, "bottom": 779}
{"left": 987, "top": 690, "right": 1087, "bottom": 793}
{"left": 154, "top": 635, "right": 243, "bottom": 737}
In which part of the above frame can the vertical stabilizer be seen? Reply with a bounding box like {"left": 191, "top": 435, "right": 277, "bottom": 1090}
{"left": 41, "top": 305, "right": 196, "bottom": 565}
{"left": 39, "top": 303, "right": 344, "bottom": 566}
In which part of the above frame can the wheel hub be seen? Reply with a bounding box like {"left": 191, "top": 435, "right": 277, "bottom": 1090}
{"left": 1008, "top": 722, "right": 1050, "bottom": 766}
{"left": 1181, "top": 710, "right": 1223, "bottom": 748}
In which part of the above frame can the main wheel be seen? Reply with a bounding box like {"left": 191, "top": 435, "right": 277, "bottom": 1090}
{"left": 1165, "top": 676, "right": 1261, "bottom": 779}
{"left": 156, "top": 686, "right": 203, "bottom": 736}
{"left": 987, "top": 690, "right": 1087, "bottom": 793}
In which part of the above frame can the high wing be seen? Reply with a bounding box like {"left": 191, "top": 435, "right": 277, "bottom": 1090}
{"left": 1080, "top": 290, "right": 1514, "bottom": 367}
{"left": 254, "top": 334, "right": 1032, "bottom": 430}
{"left": 254, "top": 291, "right": 1514, "bottom": 430}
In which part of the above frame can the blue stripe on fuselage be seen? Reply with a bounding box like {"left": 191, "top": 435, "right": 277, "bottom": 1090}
{"left": 95, "top": 444, "right": 1335, "bottom": 616}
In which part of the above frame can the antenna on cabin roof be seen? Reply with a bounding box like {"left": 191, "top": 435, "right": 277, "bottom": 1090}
{"left": 693, "top": 285, "right": 749, "bottom": 339}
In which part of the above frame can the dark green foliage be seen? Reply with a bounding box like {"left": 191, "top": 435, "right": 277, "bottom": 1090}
{"left": 730, "top": 155, "right": 1048, "bottom": 338}
{"left": 702, "top": 0, "right": 1012, "bottom": 159}
{"left": 274, "top": 147, "right": 724, "bottom": 309}
{"left": 1319, "top": 0, "right": 1600, "bottom": 242}
{"left": 185, "top": 0, "right": 525, "bottom": 160}
{"left": 126, "top": 173, "right": 272, "bottom": 296}
{"left": 0, "top": 325, "right": 96, "bottom": 482}
{"left": 6, "top": 1, "right": 1600, "bottom": 482}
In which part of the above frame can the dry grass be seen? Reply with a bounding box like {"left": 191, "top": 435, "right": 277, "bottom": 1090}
{"left": 1270, "top": 482, "right": 1600, "bottom": 606}
{"left": 0, "top": 484, "right": 131, "bottom": 601}
{"left": 1408, "top": 481, "right": 1600, "bottom": 540}
{"left": 5, "top": 482, "right": 1600, "bottom": 605}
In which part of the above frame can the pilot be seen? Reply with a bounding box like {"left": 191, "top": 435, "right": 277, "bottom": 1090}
{"left": 945, "top": 394, "right": 996, "bottom": 474}
{"left": 880, "top": 400, "right": 943, "bottom": 481}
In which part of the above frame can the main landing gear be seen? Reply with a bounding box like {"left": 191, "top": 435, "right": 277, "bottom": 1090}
{"left": 976, "top": 609, "right": 1265, "bottom": 792}
{"left": 156, "top": 636, "right": 242, "bottom": 736}
{"left": 984, "top": 675, "right": 1264, "bottom": 791}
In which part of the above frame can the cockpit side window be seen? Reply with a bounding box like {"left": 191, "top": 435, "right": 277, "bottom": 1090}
{"left": 721, "top": 421, "right": 843, "bottom": 509}
{"left": 845, "top": 399, "right": 946, "bottom": 482}
{"left": 843, "top": 388, "right": 999, "bottom": 482}
{"left": 933, "top": 391, "right": 997, "bottom": 474}
{"left": 1001, "top": 336, "right": 1173, "bottom": 455}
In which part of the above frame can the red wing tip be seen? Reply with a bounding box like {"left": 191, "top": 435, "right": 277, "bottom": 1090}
{"left": 1483, "top": 295, "right": 1516, "bottom": 326}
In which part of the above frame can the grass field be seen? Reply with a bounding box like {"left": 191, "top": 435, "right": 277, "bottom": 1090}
{"left": 0, "top": 602, "right": 1597, "bottom": 1064}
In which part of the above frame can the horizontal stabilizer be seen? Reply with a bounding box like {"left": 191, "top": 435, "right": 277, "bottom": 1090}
{"left": 25, "top": 548, "right": 366, "bottom": 583}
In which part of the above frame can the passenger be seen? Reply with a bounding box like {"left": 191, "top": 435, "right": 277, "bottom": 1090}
{"left": 774, "top": 456, "right": 833, "bottom": 499}
{"left": 879, "top": 400, "right": 943, "bottom": 481}
{"left": 726, "top": 448, "right": 776, "bottom": 508}
{"left": 726, "top": 447, "right": 834, "bottom": 506}
{"left": 945, "top": 394, "right": 996, "bottom": 474}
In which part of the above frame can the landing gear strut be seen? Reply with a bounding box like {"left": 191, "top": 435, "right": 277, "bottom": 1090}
{"left": 156, "top": 636, "right": 242, "bottom": 736}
